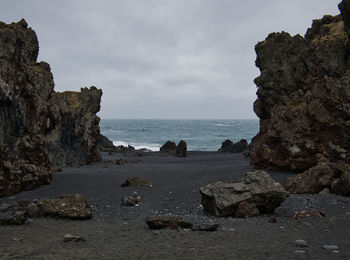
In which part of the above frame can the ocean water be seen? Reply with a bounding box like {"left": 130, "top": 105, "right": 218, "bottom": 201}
{"left": 100, "top": 119, "right": 259, "bottom": 152}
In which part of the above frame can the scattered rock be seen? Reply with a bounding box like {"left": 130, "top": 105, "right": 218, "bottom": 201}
{"left": 319, "top": 188, "right": 331, "bottom": 195}
{"left": 0, "top": 207, "right": 27, "bottom": 225}
{"left": 293, "top": 210, "right": 325, "bottom": 219}
{"left": 63, "top": 233, "right": 85, "bottom": 242}
{"left": 322, "top": 245, "right": 339, "bottom": 250}
{"left": 160, "top": 141, "right": 177, "bottom": 154}
{"left": 268, "top": 216, "right": 277, "bottom": 223}
{"left": 116, "top": 159, "right": 127, "bottom": 165}
{"left": 12, "top": 237, "right": 23, "bottom": 242}
{"left": 218, "top": 139, "right": 248, "bottom": 153}
{"left": 191, "top": 223, "right": 219, "bottom": 232}
{"left": 145, "top": 216, "right": 193, "bottom": 230}
{"left": 121, "top": 177, "right": 152, "bottom": 187}
{"left": 295, "top": 239, "right": 308, "bottom": 247}
{"left": 38, "top": 194, "right": 92, "bottom": 219}
{"left": 176, "top": 140, "right": 187, "bottom": 157}
{"left": 283, "top": 164, "right": 334, "bottom": 194}
{"left": 200, "top": 170, "right": 288, "bottom": 217}
{"left": 121, "top": 193, "right": 141, "bottom": 207}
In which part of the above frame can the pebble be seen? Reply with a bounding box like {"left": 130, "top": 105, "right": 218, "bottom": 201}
{"left": 12, "top": 237, "right": 23, "bottom": 242}
{"left": 295, "top": 239, "right": 308, "bottom": 247}
{"left": 294, "top": 250, "right": 306, "bottom": 254}
{"left": 322, "top": 245, "right": 339, "bottom": 250}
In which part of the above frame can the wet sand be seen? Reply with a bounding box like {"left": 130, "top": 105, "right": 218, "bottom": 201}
{"left": 1, "top": 152, "right": 350, "bottom": 259}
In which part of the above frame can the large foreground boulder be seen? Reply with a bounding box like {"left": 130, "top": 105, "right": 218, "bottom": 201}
{"left": 250, "top": 1, "right": 350, "bottom": 171}
{"left": 200, "top": 171, "right": 288, "bottom": 217}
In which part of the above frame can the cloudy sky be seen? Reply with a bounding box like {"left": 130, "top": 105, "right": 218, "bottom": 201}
{"left": 1, "top": 0, "right": 340, "bottom": 119}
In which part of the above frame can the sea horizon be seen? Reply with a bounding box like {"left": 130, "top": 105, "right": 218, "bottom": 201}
{"left": 100, "top": 118, "right": 259, "bottom": 152}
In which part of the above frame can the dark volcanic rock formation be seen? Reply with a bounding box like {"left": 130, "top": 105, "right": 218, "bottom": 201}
{"left": 48, "top": 87, "right": 102, "bottom": 165}
{"left": 250, "top": 1, "right": 350, "bottom": 172}
{"left": 0, "top": 19, "right": 103, "bottom": 196}
{"left": 0, "top": 19, "right": 53, "bottom": 196}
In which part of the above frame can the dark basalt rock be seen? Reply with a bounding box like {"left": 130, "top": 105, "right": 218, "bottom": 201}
{"left": 48, "top": 87, "right": 103, "bottom": 166}
{"left": 145, "top": 216, "right": 193, "bottom": 230}
{"left": 176, "top": 140, "right": 187, "bottom": 157}
{"left": 200, "top": 171, "right": 288, "bottom": 218}
{"left": 218, "top": 139, "right": 248, "bottom": 153}
{"left": 0, "top": 19, "right": 103, "bottom": 196}
{"left": 250, "top": 1, "right": 350, "bottom": 172}
{"left": 160, "top": 141, "right": 177, "bottom": 154}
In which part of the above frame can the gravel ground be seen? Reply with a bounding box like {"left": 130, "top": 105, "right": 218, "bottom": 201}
{"left": 1, "top": 152, "right": 350, "bottom": 259}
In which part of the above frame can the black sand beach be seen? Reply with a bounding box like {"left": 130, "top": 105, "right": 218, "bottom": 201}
{"left": 1, "top": 152, "right": 350, "bottom": 259}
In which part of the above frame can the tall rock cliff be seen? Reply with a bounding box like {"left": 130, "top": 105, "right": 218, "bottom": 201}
{"left": 48, "top": 87, "right": 102, "bottom": 166}
{"left": 251, "top": 1, "right": 350, "bottom": 171}
{"left": 0, "top": 19, "right": 103, "bottom": 197}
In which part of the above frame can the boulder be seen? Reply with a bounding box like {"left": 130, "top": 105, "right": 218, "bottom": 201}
{"left": 38, "top": 194, "right": 92, "bottom": 219}
{"left": 176, "top": 140, "right": 187, "bottom": 157}
{"left": 218, "top": 139, "right": 248, "bottom": 153}
{"left": 331, "top": 172, "right": 350, "bottom": 196}
{"left": 0, "top": 203, "right": 27, "bottom": 225}
{"left": 145, "top": 216, "right": 193, "bottom": 230}
{"left": 160, "top": 141, "right": 177, "bottom": 154}
{"left": 283, "top": 164, "right": 334, "bottom": 194}
{"left": 250, "top": 1, "right": 350, "bottom": 171}
{"left": 200, "top": 170, "right": 288, "bottom": 217}
{"left": 121, "top": 177, "right": 152, "bottom": 187}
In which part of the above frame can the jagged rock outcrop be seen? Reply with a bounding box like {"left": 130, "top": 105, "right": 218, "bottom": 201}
{"left": 48, "top": 87, "right": 102, "bottom": 165}
{"left": 0, "top": 19, "right": 53, "bottom": 196}
{"left": 0, "top": 19, "right": 103, "bottom": 196}
{"left": 250, "top": 1, "right": 350, "bottom": 172}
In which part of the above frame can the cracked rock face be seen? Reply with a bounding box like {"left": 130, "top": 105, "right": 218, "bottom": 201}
{"left": 250, "top": 1, "right": 350, "bottom": 171}
{"left": 200, "top": 171, "right": 288, "bottom": 218}
{"left": 0, "top": 19, "right": 103, "bottom": 197}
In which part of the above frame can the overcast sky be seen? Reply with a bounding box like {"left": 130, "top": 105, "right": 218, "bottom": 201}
{"left": 1, "top": 0, "right": 340, "bottom": 119}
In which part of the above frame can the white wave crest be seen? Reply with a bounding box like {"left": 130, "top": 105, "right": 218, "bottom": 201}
{"left": 113, "top": 141, "right": 160, "bottom": 152}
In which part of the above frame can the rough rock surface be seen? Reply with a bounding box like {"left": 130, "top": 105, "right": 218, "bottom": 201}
{"left": 331, "top": 172, "right": 350, "bottom": 196}
{"left": 0, "top": 20, "right": 53, "bottom": 197}
{"left": 48, "top": 87, "right": 103, "bottom": 166}
{"left": 218, "top": 139, "right": 249, "bottom": 153}
{"left": 160, "top": 141, "right": 177, "bottom": 154}
{"left": 38, "top": 194, "right": 92, "bottom": 220}
{"left": 145, "top": 216, "right": 193, "bottom": 230}
{"left": 283, "top": 164, "right": 335, "bottom": 194}
{"left": 176, "top": 140, "right": 187, "bottom": 157}
{"left": 250, "top": 1, "right": 350, "bottom": 172}
{"left": 0, "top": 19, "right": 103, "bottom": 196}
{"left": 200, "top": 170, "right": 288, "bottom": 217}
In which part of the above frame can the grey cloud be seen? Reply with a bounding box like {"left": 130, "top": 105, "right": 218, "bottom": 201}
{"left": 0, "top": 0, "right": 340, "bottom": 118}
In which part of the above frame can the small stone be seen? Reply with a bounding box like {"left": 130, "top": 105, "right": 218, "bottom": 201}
{"left": 191, "top": 223, "right": 219, "bottom": 232}
{"left": 322, "top": 245, "right": 339, "bottom": 250}
{"left": 268, "top": 216, "right": 277, "bottom": 223}
{"left": 63, "top": 233, "right": 84, "bottom": 242}
{"left": 121, "top": 177, "right": 152, "bottom": 187}
{"left": 295, "top": 239, "right": 308, "bottom": 247}
{"left": 294, "top": 250, "right": 306, "bottom": 254}
{"left": 12, "top": 237, "right": 23, "bottom": 242}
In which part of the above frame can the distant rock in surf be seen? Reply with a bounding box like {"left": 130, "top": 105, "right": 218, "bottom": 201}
{"left": 218, "top": 139, "right": 248, "bottom": 153}
{"left": 160, "top": 140, "right": 187, "bottom": 157}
